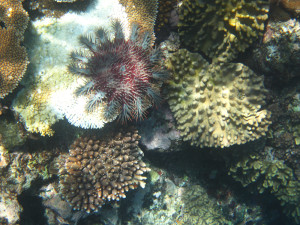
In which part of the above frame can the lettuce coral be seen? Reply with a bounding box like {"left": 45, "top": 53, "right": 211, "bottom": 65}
{"left": 178, "top": 0, "right": 269, "bottom": 62}
{"left": 229, "top": 152, "right": 300, "bottom": 223}
{"left": 166, "top": 49, "right": 271, "bottom": 148}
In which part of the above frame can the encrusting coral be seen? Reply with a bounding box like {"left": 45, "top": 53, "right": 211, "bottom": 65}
{"left": 178, "top": 0, "right": 269, "bottom": 62}
{"left": 69, "top": 20, "right": 167, "bottom": 122}
{"left": 58, "top": 128, "right": 150, "bottom": 213}
{"left": 0, "top": 0, "right": 29, "bottom": 98}
{"left": 0, "top": 146, "right": 58, "bottom": 224}
{"left": 166, "top": 49, "right": 271, "bottom": 148}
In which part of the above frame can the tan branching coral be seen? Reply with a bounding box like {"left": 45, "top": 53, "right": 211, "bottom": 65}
{"left": 58, "top": 128, "right": 150, "bottom": 213}
{"left": 178, "top": 0, "right": 269, "bottom": 62}
{"left": 119, "top": 0, "right": 158, "bottom": 42}
{"left": 166, "top": 49, "right": 271, "bottom": 148}
{"left": 0, "top": 0, "right": 29, "bottom": 98}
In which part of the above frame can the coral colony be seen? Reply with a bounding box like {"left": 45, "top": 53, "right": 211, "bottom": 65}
{"left": 69, "top": 21, "right": 167, "bottom": 122}
{"left": 59, "top": 129, "right": 150, "bottom": 213}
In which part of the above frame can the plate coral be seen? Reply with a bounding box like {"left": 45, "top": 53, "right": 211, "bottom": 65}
{"left": 166, "top": 49, "right": 271, "bottom": 148}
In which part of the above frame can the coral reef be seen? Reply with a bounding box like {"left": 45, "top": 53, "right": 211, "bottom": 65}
{"left": 229, "top": 149, "right": 300, "bottom": 223}
{"left": 12, "top": 68, "right": 66, "bottom": 136}
{"left": 138, "top": 103, "right": 180, "bottom": 151}
{"left": 58, "top": 128, "right": 150, "bottom": 213}
{"left": 180, "top": 185, "right": 230, "bottom": 224}
{"left": 166, "top": 49, "right": 271, "bottom": 148}
{"left": 0, "top": 119, "right": 26, "bottom": 150}
{"left": 178, "top": 0, "right": 269, "bottom": 62}
{"left": 264, "top": 90, "right": 300, "bottom": 180}
{"left": 155, "top": 0, "right": 178, "bottom": 32}
{"left": 40, "top": 183, "right": 84, "bottom": 225}
{"left": 270, "top": 0, "right": 300, "bottom": 16}
{"left": 70, "top": 20, "right": 167, "bottom": 121}
{"left": 119, "top": 0, "right": 158, "bottom": 42}
{"left": 0, "top": 147, "right": 58, "bottom": 224}
{"left": 26, "top": 0, "right": 91, "bottom": 18}
{"left": 251, "top": 19, "right": 300, "bottom": 83}
{"left": 12, "top": 0, "right": 129, "bottom": 135}
{"left": 0, "top": 0, "right": 29, "bottom": 98}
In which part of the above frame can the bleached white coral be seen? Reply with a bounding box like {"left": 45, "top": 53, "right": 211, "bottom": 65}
{"left": 50, "top": 77, "right": 115, "bottom": 129}
{"left": 12, "top": 0, "right": 129, "bottom": 135}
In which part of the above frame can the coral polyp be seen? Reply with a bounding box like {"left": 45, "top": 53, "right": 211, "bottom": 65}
{"left": 69, "top": 21, "right": 167, "bottom": 122}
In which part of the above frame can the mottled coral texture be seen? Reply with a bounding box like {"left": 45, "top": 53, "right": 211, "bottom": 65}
{"left": 0, "top": 0, "right": 29, "bottom": 98}
{"left": 69, "top": 20, "right": 167, "bottom": 121}
{"left": 58, "top": 128, "right": 150, "bottom": 213}
{"left": 119, "top": 0, "right": 158, "bottom": 42}
{"left": 166, "top": 49, "right": 271, "bottom": 148}
{"left": 178, "top": 0, "right": 269, "bottom": 62}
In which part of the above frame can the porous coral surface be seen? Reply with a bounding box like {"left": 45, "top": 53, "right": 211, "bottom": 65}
{"left": 178, "top": 0, "right": 269, "bottom": 62}
{"left": 70, "top": 21, "right": 167, "bottom": 121}
{"left": 119, "top": 0, "right": 158, "bottom": 42}
{"left": 58, "top": 128, "right": 150, "bottom": 213}
{"left": 0, "top": 0, "right": 29, "bottom": 98}
{"left": 166, "top": 49, "right": 271, "bottom": 148}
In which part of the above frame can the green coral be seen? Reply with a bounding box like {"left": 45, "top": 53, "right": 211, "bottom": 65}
{"left": 229, "top": 152, "right": 300, "bottom": 223}
{"left": 0, "top": 119, "right": 26, "bottom": 150}
{"left": 181, "top": 185, "right": 230, "bottom": 224}
{"left": 166, "top": 49, "right": 271, "bottom": 148}
{"left": 178, "top": 0, "right": 269, "bottom": 62}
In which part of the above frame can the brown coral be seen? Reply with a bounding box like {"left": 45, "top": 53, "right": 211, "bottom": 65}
{"left": 270, "top": 0, "right": 300, "bottom": 16}
{"left": 0, "top": 28, "right": 28, "bottom": 99}
{"left": 119, "top": 0, "right": 158, "bottom": 42}
{"left": 166, "top": 49, "right": 271, "bottom": 148}
{"left": 155, "top": 0, "right": 178, "bottom": 32}
{"left": 27, "top": 0, "right": 90, "bottom": 18}
{"left": 178, "top": 0, "right": 269, "bottom": 62}
{"left": 0, "top": 0, "right": 29, "bottom": 38}
{"left": 0, "top": 0, "right": 29, "bottom": 98}
{"left": 59, "top": 128, "right": 150, "bottom": 213}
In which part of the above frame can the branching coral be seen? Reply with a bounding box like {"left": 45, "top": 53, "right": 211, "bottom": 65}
{"left": 166, "top": 49, "right": 271, "bottom": 148}
{"left": 178, "top": 0, "right": 269, "bottom": 62}
{"left": 0, "top": 0, "right": 29, "bottom": 98}
{"left": 69, "top": 20, "right": 167, "bottom": 121}
{"left": 58, "top": 128, "right": 150, "bottom": 213}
